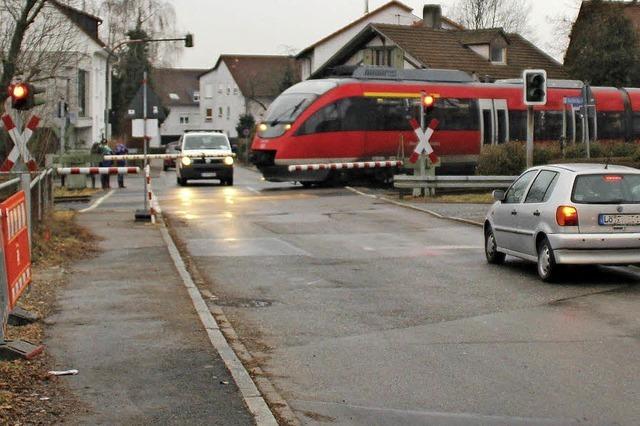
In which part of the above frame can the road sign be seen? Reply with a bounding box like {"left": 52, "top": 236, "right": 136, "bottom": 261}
{"left": 564, "top": 96, "right": 584, "bottom": 106}
{"left": 0, "top": 191, "right": 31, "bottom": 310}
{"left": 1, "top": 114, "right": 39, "bottom": 172}
{"left": 132, "top": 119, "right": 159, "bottom": 138}
{"left": 408, "top": 118, "right": 439, "bottom": 164}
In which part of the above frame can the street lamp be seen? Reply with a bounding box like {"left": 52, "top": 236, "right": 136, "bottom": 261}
{"left": 103, "top": 34, "right": 194, "bottom": 221}
{"left": 104, "top": 34, "right": 195, "bottom": 142}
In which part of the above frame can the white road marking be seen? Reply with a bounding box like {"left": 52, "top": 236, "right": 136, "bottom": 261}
{"left": 79, "top": 189, "right": 115, "bottom": 213}
{"left": 159, "top": 221, "right": 278, "bottom": 426}
{"left": 246, "top": 186, "right": 261, "bottom": 194}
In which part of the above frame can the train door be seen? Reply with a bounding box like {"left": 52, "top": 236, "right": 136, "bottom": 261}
{"left": 479, "top": 99, "right": 509, "bottom": 145}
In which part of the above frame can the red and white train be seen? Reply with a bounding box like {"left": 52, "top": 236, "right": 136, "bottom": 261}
{"left": 250, "top": 67, "right": 640, "bottom": 184}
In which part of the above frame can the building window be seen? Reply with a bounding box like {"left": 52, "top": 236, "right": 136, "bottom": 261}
{"left": 373, "top": 48, "right": 393, "bottom": 66}
{"left": 180, "top": 115, "right": 190, "bottom": 124}
{"left": 218, "top": 107, "right": 223, "bottom": 118}
{"left": 226, "top": 85, "right": 231, "bottom": 95}
{"left": 193, "top": 91, "right": 200, "bottom": 102}
{"left": 205, "top": 84, "right": 213, "bottom": 99}
{"left": 233, "top": 87, "right": 239, "bottom": 95}
{"left": 226, "top": 106, "right": 230, "bottom": 120}
{"left": 78, "top": 69, "right": 88, "bottom": 117}
{"left": 218, "top": 84, "right": 223, "bottom": 94}
{"left": 490, "top": 46, "right": 506, "bottom": 64}
{"left": 205, "top": 108, "right": 213, "bottom": 122}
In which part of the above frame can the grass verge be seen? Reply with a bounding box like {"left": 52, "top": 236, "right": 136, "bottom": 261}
{"left": 0, "top": 210, "right": 100, "bottom": 424}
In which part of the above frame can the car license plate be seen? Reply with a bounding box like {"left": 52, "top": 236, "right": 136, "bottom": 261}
{"left": 599, "top": 214, "right": 640, "bottom": 226}
{"left": 201, "top": 172, "right": 217, "bottom": 178}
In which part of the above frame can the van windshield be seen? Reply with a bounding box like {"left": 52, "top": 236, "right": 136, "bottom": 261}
{"left": 184, "top": 134, "right": 230, "bottom": 150}
{"left": 572, "top": 174, "right": 640, "bottom": 204}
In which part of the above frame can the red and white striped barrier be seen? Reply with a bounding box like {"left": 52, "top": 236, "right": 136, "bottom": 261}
{"left": 144, "top": 165, "right": 160, "bottom": 224}
{"left": 1, "top": 114, "right": 39, "bottom": 172}
{"left": 104, "top": 153, "right": 234, "bottom": 161}
{"left": 288, "top": 160, "right": 403, "bottom": 173}
{"left": 56, "top": 167, "right": 140, "bottom": 175}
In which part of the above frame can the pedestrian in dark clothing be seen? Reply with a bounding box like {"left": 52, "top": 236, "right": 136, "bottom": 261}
{"left": 115, "top": 143, "right": 129, "bottom": 188}
{"left": 98, "top": 139, "right": 113, "bottom": 189}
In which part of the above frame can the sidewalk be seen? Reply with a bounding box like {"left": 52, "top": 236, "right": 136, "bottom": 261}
{"left": 46, "top": 203, "right": 254, "bottom": 424}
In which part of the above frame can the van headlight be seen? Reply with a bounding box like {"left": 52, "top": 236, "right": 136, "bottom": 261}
{"left": 181, "top": 156, "right": 192, "bottom": 166}
{"left": 224, "top": 156, "right": 234, "bottom": 166}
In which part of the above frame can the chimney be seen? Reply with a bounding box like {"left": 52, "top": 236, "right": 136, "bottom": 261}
{"left": 423, "top": 5, "right": 442, "bottom": 29}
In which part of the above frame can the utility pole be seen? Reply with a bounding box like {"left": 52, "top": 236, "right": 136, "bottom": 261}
{"left": 365, "top": 0, "right": 369, "bottom": 14}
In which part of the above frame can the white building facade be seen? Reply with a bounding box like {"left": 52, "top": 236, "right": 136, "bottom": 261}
{"left": 199, "top": 55, "right": 299, "bottom": 139}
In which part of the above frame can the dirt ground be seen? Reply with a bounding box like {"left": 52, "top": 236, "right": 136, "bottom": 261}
{"left": 0, "top": 211, "right": 99, "bottom": 424}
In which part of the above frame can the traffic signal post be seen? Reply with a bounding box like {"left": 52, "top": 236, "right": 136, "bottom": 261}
{"left": 523, "top": 70, "right": 548, "bottom": 168}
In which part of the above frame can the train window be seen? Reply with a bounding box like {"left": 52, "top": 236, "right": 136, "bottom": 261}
{"left": 597, "top": 112, "right": 624, "bottom": 140}
{"left": 534, "top": 111, "right": 563, "bottom": 141}
{"left": 424, "top": 98, "right": 479, "bottom": 131}
{"left": 509, "top": 110, "right": 527, "bottom": 141}
{"left": 633, "top": 112, "right": 640, "bottom": 138}
{"left": 373, "top": 99, "right": 412, "bottom": 131}
{"left": 565, "top": 110, "right": 574, "bottom": 142}
{"left": 297, "top": 101, "right": 342, "bottom": 135}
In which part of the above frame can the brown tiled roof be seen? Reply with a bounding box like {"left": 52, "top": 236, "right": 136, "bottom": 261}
{"left": 457, "top": 28, "right": 508, "bottom": 45}
{"left": 50, "top": 0, "right": 105, "bottom": 47}
{"left": 369, "top": 24, "right": 567, "bottom": 79}
{"left": 151, "top": 68, "right": 206, "bottom": 107}
{"left": 204, "top": 55, "right": 300, "bottom": 98}
{"left": 297, "top": 1, "right": 415, "bottom": 58}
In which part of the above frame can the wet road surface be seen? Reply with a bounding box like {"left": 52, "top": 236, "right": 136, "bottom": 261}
{"left": 157, "top": 166, "right": 640, "bottom": 425}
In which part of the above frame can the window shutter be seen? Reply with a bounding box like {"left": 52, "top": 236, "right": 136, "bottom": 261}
{"left": 363, "top": 49, "right": 373, "bottom": 66}
{"left": 392, "top": 48, "right": 404, "bottom": 69}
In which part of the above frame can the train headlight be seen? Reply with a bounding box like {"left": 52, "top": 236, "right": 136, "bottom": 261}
{"left": 284, "top": 124, "right": 292, "bottom": 131}
{"left": 224, "top": 156, "right": 234, "bottom": 166}
{"left": 181, "top": 156, "right": 192, "bottom": 166}
{"left": 258, "top": 123, "right": 268, "bottom": 132}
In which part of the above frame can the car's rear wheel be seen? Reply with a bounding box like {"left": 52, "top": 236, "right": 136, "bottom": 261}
{"left": 485, "top": 227, "right": 505, "bottom": 264}
{"left": 177, "top": 177, "right": 187, "bottom": 186}
{"left": 537, "top": 237, "right": 559, "bottom": 282}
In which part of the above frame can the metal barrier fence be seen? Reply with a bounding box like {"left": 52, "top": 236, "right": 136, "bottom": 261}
{"left": 394, "top": 175, "right": 518, "bottom": 192}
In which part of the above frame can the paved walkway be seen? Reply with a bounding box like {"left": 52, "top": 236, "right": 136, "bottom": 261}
{"left": 46, "top": 185, "right": 254, "bottom": 425}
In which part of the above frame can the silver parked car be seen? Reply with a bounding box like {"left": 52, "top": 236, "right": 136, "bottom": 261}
{"left": 484, "top": 164, "right": 640, "bottom": 281}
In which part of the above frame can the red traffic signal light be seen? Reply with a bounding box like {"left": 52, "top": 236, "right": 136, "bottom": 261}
{"left": 9, "top": 83, "right": 30, "bottom": 110}
{"left": 7, "top": 82, "right": 44, "bottom": 111}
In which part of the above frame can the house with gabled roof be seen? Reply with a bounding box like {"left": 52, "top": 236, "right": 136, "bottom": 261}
{"left": 17, "top": 1, "right": 112, "bottom": 149}
{"left": 152, "top": 68, "right": 206, "bottom": 144}
{"left": 311, "top": 6, "right": 567, "bottom": 81}
{"left": 296, "top": 1, "right": 462, "bottom": 80}
{"left": 198, "top": 55, "right": 299, "bottom": 138}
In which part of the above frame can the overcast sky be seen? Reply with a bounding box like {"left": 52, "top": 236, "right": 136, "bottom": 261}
{"left": 169, "top": 0, "right": 581, "bottom": 70}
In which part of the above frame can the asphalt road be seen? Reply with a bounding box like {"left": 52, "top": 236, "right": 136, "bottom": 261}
{"left": 157, "top": 166, "right": 640, "bottom": 426}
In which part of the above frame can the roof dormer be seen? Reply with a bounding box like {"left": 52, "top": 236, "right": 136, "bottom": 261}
{"left": 459, "top": 29, "right": 510, "bottom": 65}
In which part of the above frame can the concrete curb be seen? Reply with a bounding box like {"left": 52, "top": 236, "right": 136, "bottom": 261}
{"left": 345, "top": 186, "right": 484, "bottom": 228}
{"left": 158, "top": 220, "right": 284, "bottom": 426}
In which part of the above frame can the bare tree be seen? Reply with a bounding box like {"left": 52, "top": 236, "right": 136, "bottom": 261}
{"left": 451, "top": 0, "right": 533, "bottom": 36}
{"left": 546, "top": 0, "right": 582, "bottom": 61}
{"left": 91, "top": 0, "right": 181, "bottom": 64}
{"left": 0, "top": 1, "right": 85, "bottom": 106}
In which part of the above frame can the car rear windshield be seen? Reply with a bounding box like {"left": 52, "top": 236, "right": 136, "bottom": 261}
{"left": 184, "top": 134, "right": 230, "bottom": 150}
{"left": 572, "top": 173, "right": 640, "bottom": 204}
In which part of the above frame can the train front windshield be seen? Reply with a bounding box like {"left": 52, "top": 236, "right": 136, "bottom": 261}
{"left": 259, "top": 80, "right": 338, "bottom": 138}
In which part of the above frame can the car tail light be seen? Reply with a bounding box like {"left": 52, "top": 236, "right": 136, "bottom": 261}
{"left": 556, "top": 206, "right": 579, "bottom": 226}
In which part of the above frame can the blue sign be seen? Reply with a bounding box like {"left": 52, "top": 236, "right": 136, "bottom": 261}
{"left": 564, "top": 96, "right": 584, "bottom": 106}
